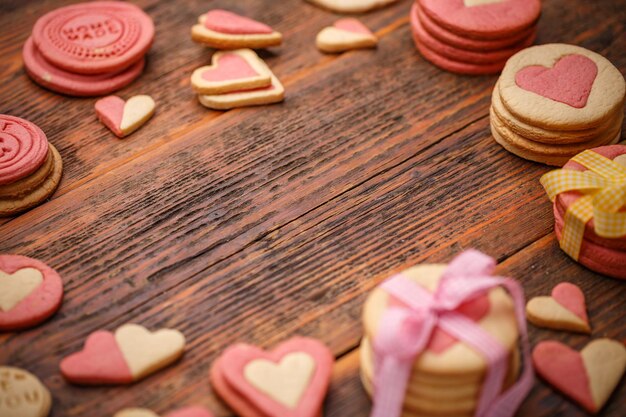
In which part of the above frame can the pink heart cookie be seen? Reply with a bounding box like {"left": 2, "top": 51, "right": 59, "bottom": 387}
{"left": 95, "top": 95, "right": 156, "bottom": 138}
{"left": 526, "top": 283, "right": 590, "bottom": 333}
{"left": 210, "top": 337, "right": 334, "bottom": 417}
{"left": 316, "top": 19, "right": 378, "bottom": 54}
{"left": 192, "top": 11, "right": 282, "bottom": 49}
{"left": 164, "top": 407, "right": 214, "bottom": 417}
{"left": 516, "top": 55, "right": 598, "bottom": 108}
{"left": 0, "top": 254, "right": 64, "bottom": 331}
{"left": 203, "top": 10, "right": 273, "bottom": 35}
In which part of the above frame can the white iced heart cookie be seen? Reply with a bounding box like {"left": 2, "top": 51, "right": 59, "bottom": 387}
{"left": 306, "top": 0, "right": 398, "bottom": 13}
{"left": 244, "top": 352, "right": 316, "bottom": 408}
{"left": 316, "top": 19, "right": 378, "bottom": 54}
{"left": 0, "top": 268, "right": 43, "bottom": 311}
{"left": 0, "top": 367, "right": 52, "bottom": 417}
{"left": 95, "top": 95, "right": 156, "bottom": 138}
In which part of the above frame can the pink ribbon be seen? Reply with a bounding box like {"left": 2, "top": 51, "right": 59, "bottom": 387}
{"left": 370, "top": 250, "right": 533, "bottom": 417}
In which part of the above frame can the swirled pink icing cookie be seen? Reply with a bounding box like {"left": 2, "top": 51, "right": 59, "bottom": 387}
{"left": 191, "top": 10, "right": 282, "bottom": 49}
{"left": 210, "top": 337, "right": 334, "bottom": 417}
{"left": 191, "top": 49, "right": 272, "bottom": 95}
{"left": 32, "top": 1, "right": 154, "bottom": 75}
{"left": 316, "top": 19, "right": 378, "bottom": 54}
{"left": 305, "top": 0, "right": 399, "bottom": 13}
{"left": 0, "top": 255, "right": 63, "bottom": 331}
{"left": 60, "top": 323, "right": 185, "bottom": 385}
{"left": 95, "top": 95, "right": 156, "bottom": 138}
{"left": 0, "top": 115, "right": 49, "bottom": 186}
{"left": 526, "top": 283, "right": 590, "bottom": 333}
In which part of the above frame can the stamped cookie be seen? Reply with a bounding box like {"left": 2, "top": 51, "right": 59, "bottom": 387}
{"left": 198, "top": 71, "right": 284, "bottom": 110}
{"left": 305, "top": 0, "right": 399, "bottom": 13}
{"left": 210, "top": 337, "right": 334, "bottom": 417}
{"left": 60, "top": 323, "right": 185, "bottom": 385}
{"left": 0, "top": 115, "right": 49, "bottom": 186}
{"left": 0, "top": 255, "right": 63, "bottom": 331}
{"left": 526, "top": 283, "right": 590, "bottom": 333}
{"left": 316, "top": 19, "right": 377, "bottom": 53}
{"left": 533, "top": 339, "right": 626, "bottom": 413}
{"left": 191, "top": 10, "right": 282, "bottom": 49}
{"left": 95, "top": 95, "right": 156, "bottom": 138}
{"left": 191, "top": 49, "right": 272, "bottom": 95}
{"left": 0, "top": 367, "right": 52, "bottom": 417}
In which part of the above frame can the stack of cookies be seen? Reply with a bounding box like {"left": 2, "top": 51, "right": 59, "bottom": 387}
{"left": 0, "top": 115, "right": 63, "bottom": 217}
{"left": 492, "top": 44, "right": 625, "bottom": 166}
{"left": 410, "top": 0, "right": 540, "bottom": 75}
{"left": 23, "top": 1, "right": 154, "bottom": 97}
{"left": 360, "top": 262, "right": 523, "bottom": 417}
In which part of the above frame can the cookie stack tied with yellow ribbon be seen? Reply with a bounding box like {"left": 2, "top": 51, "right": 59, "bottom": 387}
{"left": 361, "top": 250, "right": 532, "bottom": 417}
{"left": 410, "top": 0, "right": 540, "bottom": 75}
{"left": 0, "top": 115, "right": 63, "bottom": 217}
{"left": 492, "top": 44, "right": 625, "bottom": 166}
{"left": 541, "top": 145, "right": 626, "bottom": 280}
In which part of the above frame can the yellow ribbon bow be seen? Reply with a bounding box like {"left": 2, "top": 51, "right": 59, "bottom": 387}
{"left": 540, "top": 150, "right": 626, "bottom": 261}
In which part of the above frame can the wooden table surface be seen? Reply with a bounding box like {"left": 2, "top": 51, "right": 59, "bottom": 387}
{"left": 1, "top": 0, "right": 625, "bottom": 416}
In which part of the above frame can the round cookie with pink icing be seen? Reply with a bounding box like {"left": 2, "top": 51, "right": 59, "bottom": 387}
{"left": 191, "top": 10, "right": 282, "bottom": 49}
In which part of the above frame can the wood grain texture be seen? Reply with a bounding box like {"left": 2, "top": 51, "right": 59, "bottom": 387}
{"left": 1, "top": 0, "right": 625, "bottom": 416}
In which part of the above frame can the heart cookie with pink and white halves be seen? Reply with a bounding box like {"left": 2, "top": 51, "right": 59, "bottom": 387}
{"left": 95, "top": 95, "right": 156, "bottom": 138}
{"left": 210, "top": 337, "right": 334, "bottom": 417}
{"left": 316, "top": 19, "right": 377, "bottom": 53}
{"left": 60, "top": 323, "right": 185, "bottom": 384}
{"left": 526, "top": 282, "right": 590, "bottom": 333}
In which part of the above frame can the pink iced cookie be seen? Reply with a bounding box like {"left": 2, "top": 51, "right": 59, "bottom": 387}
{"left": 210, "top": 337, "right": 334, "bottom": 417}
{"left": 23, "top": 37, "right": 145, "bottom": 97}
{"left": 192, "top": 12, "right": 282, "bottom": 49}
{"left": 203, "top": 10, "right": 273, "bottom": 35}
{"left": 0, "top": 254, "right": 63, "bottom": 331}
{"left": 164, "top": 407, "right": 214, "bottom": 417}
{"left": 419, "top": 0, "right": 541, "bottom": 39}
{"left": 316, "top": 19, "right": 378, "bottom": 54}
{"left": 0, "top": 115, "right": 49, "bottom": 186}
{"left": 95, "top": 95, "right": 156, "bottom": 138}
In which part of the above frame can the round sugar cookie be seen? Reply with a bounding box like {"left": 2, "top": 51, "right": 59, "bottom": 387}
{"left": 0, "top": 149, "right": 54, "bottom": 199}
{"left": 0, "top": 144, "right": 63, "bottom": 217}
{"left": 305, "top": 0, "right": 399, "bottom": 13}
{"left": 0, "top": 115, "right": 49, "bottom": 186}
{"left": 363, "top": 264, "right": 519, "bottom": 377}
{"left": 419, "top": 0, "right": 541, "bottom": 39}
{"left": 23, "top": 37, "right": 145, "bottom": 97}
{"left": 32, "top": 1, "right": 154, "bottom": 75}
{"left": 0, "top": 367, "right": 52, "bottom": 417}
{"left": 499, "top": 44, "right": 626, "bottom": 131}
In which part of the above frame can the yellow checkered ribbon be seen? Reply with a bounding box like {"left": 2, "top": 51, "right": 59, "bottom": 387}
{"left": 540, "top": 150, "right": 626, "bottom": 260}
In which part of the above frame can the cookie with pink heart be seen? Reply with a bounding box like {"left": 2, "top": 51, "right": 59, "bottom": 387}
{"left": 316, "top": 19, "right": 378, "bottom": 53}
{"left": 526, "top": 283, "right": 590, "bottom": 333}
{"left": 0, "top": 254, "right": 63, "bottom": 331}
{"left": 210, "top": 337, "right": 334, "bottom": 417}
{"left": 60, "top": 323, "right": 186, "bottom": 385}
{"left": 95, "top": 95, "right": 156, "bottom": 138}
{"left": 191, "top": 10, "right": 282, "bottom": 49}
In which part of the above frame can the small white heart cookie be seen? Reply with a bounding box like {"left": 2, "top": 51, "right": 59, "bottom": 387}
{"left": 316, "top": 19, "right": 378, "bottom": 54}
{"left": 95, "top": 95, "right": 156, "bottom": 138}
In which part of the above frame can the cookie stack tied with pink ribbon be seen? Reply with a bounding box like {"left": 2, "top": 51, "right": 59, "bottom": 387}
{"left": 410, "top": 0, "right": 540, "bottom": 75}
{"left": 361, "top": 250, "right": 533, "bottom": 417}
{"left": 541, "top": 145, "right": 626, "bottom": 279}
{"left": 23, "top": 1, "right": 154, "bottom": 97}
{"left": 492, "top": 44, "right": 625, "bottom": 166}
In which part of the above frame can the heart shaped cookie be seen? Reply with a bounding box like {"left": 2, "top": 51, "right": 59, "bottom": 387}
{"left": 0, "top": 254, "right": 63, "bottom": 331}
{"left": 115, "top": 407, "right": 214, "bottom": 417}
{"left": 516, "top": 54, "right": 598, "bottom": 109}
{"left": 191, "top": 49, "right": 272, "bottom": 95}
{"left": 191, "top": 10, "right": 282, "bottom": 49}
{"left": 533, "top": 339, "right": 626, "bottom": 413}
{"left": 463, "top": 0, "right": 505, "bottom": 6}
{"left": 316, "top": 19, "right": 378, "bottom": 53}
{"left": 210, "top": 337, "right": 334, "bottom": 417}
{"left": 61, "top": 323, "right": 185, "bottom": 385}
{"left": 526, "top": 282, "right": 590, "bottom": 333}
{"left": 0, "top": 367, "right": 52, "bottom": 417}
{"left": 95, "top": 95, "right": 156, "bottom": 138}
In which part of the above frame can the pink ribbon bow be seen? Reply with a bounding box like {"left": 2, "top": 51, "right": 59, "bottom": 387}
{"left": 370, "top": 250, "right": 533, "bottom": 417}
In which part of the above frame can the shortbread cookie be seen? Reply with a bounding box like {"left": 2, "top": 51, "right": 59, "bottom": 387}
{"left": 60, "top": 323, "right": 185, "bottom": 384}
{"left": 0, "top": 149, "right": 54, "bottom": 200}
{"left": 316, "top": 19, "right": 378, "bottom": 53}
{"left": 0, "top": 255, "right": 63, "bottom": 331}
{"left": 95, "top": 95, "right": 156, "bottom": 138}
{"left": 115, "top": 408, "right": 214, "bottom": 417}
{"left": 499, "top": 44, "right": 626, "bottom": 130}
{"left": 191, "top": 49, "right": 272, "bottom": 95}
{"left": 191, "top": 10, "right": 282, "bottom": 49}
{"left": 533, "top": 339, "right": 626, "bottom": 413}
{"left": 526, "top": 283, "right": 590, "bottom": 333}
{"left": 32, "top": 1, "right": 154, "bottom": 74}
{"left": 115, "top": 409, "right": 159, "bottom": 417}
{"left": 0, "top": 367, "right": 52, "bottom": 417}
{"left": 306, "top": 0, "right": 399, "bottom": 13}
{"left": 210, "top": 337, "right": 333, "bottom": 417}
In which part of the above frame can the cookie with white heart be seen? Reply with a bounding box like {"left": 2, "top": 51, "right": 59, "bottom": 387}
{"left": 316, "top": 19, "right": 377, "bottom": 54}
{"left": 0, "top": 254, "right": 63, "bottom": 331}
{"left": 191, "top": 10, "right": 282, "bottom": 49}
{"left": 526, "top": 282, "right": 590, "bottom": 333}
{"left": 305, "top": 0, "right": 399, "bottom": 13}
{"left": 191, "top": 49, "right": 272, "bottom": 95}
{"left": 533, "top": 339, "right": 626, "bottom": 413}
{"left": 60, "top": 323, "right": 185, "bottom": 385}
{"left": 115, "top": 407, "right": 214, "bottom": 417}
{"left": 209, "top": 337, "right": 334, "bottom": 417}
{"left": 95, "top": 95, "right": 156, "bottom": 138}
{"left": 0, "top": 367, "right": 52, "bottom": 417}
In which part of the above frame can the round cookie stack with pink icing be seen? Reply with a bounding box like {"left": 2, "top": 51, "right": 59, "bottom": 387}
{"left": 23, "top": 1, "right": 154, "bottom": 97}
{"left": 492, "top": 44, "right": 625, "bottom": 166}
{"left": 0, "top": 115, "right": 63, "bottom": 217}
{"left": 410, "top": 0, "right": 541, "bottom": 75}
